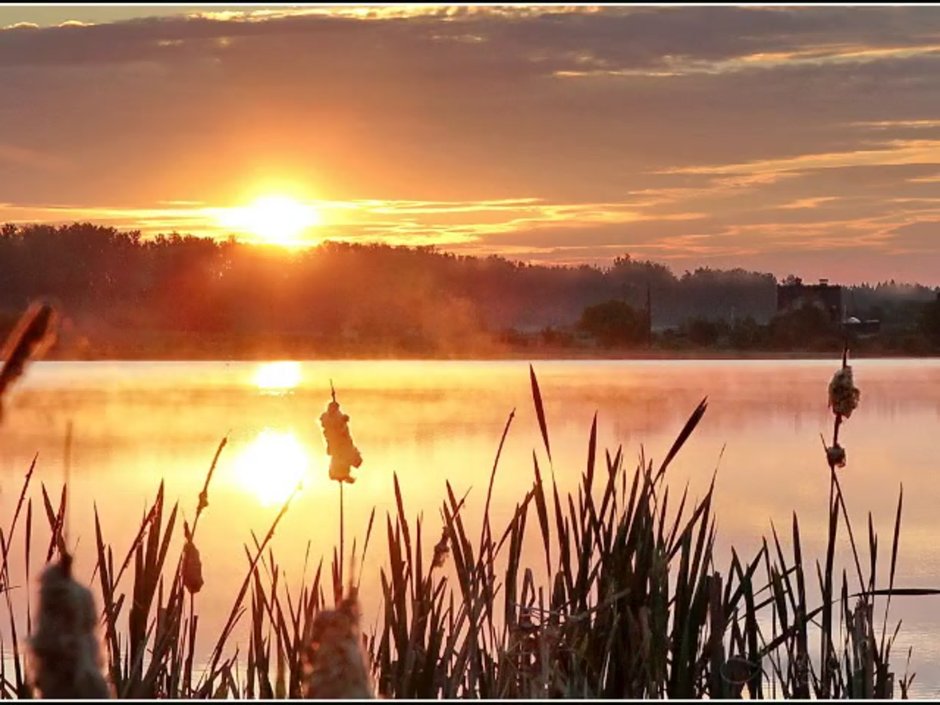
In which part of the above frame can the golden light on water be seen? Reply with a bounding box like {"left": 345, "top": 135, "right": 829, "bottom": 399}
{"left": 253, "top": 361, "right": 303, "bottom": 390}
{"left": 218, "top": 195, "right": 321, "bottom": 246}
{"left": 232, "top": 429, "right": 310, "bottom": 506}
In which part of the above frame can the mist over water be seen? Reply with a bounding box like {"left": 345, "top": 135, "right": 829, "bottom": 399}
{"left": 1, "top": 359, "right": 939, "bottom": 696}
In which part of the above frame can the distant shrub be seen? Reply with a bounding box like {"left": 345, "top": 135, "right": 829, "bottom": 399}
{"left": 578, "top": 300, "right": 647, "bottom": 347}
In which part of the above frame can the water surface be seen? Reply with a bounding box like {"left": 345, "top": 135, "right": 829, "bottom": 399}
{"left": 1, "top": 359, "right": 939, "bottom": 695}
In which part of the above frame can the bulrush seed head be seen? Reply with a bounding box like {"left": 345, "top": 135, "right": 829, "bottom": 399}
{"left": 301, "top": 587, "right": 375, "bottom": 699}
{"left": 431, "top": 528, "right": 450, "bottom": 569}
{"left": 181, "top": 520, "right": 204, "bottom": 594}
{"left": 30, "top": 554, "right": 111, "bottom": 699}
{"left": 320, "top": 398, "right": 363, "bottom": 484}
{"left": 828, "top": 365, "right": 861, "bottom": 419}
{"left": 827, "top": 443, "right": 847, "bottom": 468}
{"left": 182, "top": 539, "right": 204, "bottom": 595}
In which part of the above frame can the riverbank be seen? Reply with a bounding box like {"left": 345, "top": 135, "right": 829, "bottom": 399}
{"left": 44, "top": 345, "right": 940, "bottom": 362}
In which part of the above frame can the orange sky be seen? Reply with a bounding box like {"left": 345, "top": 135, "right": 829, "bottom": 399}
{"left": 2, "top": 5, "right": 940, "bottom": 283}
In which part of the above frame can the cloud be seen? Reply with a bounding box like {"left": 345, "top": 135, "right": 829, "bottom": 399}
{"left": 659, "top": 140, "right": 940, "bottom": 184}
{"left": 852, "top": 119, "right": 940, "bottom": 130}
{"left": 555, "top": 42, "right": 940, "bottom": 79}
{"left": 0, "top": 197, "right": 703, "bottom": 249}
{"left": 776, "top": 197, "right": 841, "bottom": 210}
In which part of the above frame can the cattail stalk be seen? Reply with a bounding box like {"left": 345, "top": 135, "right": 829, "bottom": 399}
{"left": 821, "top": 339, "right": 866, "bottom": 696}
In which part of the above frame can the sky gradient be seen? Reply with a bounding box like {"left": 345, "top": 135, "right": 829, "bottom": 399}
{"left": 2, "top": 4, "right": 940, "bottom": 284}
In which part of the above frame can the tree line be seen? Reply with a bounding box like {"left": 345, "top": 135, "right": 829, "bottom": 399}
{"left": 0, "top": 223, "right": 938, "bottom": 357}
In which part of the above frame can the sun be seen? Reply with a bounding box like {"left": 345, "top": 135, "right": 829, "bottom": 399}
{"left": 219, "top": 195, "right": 322, "bottom": 246}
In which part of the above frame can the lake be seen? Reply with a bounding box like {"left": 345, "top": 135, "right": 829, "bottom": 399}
{"left": 1, "top": 359, "right": 939, "bottom": 696}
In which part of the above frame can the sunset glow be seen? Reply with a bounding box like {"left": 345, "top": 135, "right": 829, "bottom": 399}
{"left": 253, "top": 361, "right": 303, "bottom": 390}
{"left": 232, "top": 429, "right": 309, "bottom": 506}
{"left": 5, "top": 3, "right": 940, "bottom": 697}
{"left": 6, "top": 5, "right": 940, "bottom": 281}
{"left": 218, "top": 195, "right": 321, "bottom": 246}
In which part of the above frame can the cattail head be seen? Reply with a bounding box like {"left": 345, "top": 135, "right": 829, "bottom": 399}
{"left": 828, "top": 365, "right": 860, "bottom": 419}
{"left": 431, "top": 528, "right": 450, "bottom": 569}
{"left": 181, "top": 522, "right": 204, "bottom": 595}
{"left": 301, "top": 586, "right": 375, "bottom": 699}
{"left": 30, "top": 553, "right": 111, "bottom": 699}
{"left": 826, "top": 443, "right": 847, "bottom": 469}
{"left": 328, "top": 457, "right": 356, "bottom": 484}
{"left": 320, "top": 393, "right": 363, "bottom": 484}
{"left": 0, "top": 302, "right": 58, "bottom": 422}
{"left": 721, "top": 656, "right": 761, "bottom": 697}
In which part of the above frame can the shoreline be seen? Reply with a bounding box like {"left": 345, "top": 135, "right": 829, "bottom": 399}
{"left": 41, "top": 349, "right": 940, "bottom": 363}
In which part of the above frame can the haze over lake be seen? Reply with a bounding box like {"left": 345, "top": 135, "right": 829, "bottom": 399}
{"left": 0, "top": 358, "right": 938, "bottom": 694}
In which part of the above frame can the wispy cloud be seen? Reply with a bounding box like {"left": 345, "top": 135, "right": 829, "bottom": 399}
{"left": 188, "top": 5, "right": 613, "bottom": 23}
{"left": 776, "top": 196, "right": 841, "bottom": 210}
{"left": 555, "top": 43, "right": 940, "bottom": 79}
{"left": 852, "top": 119, "right": 940, "bottom": 130}
{"left": 0, "top": 197, "right": 704, "bottom": 249}
{"left": 660, "top": 140, "right": 940, "bottom": 180}
{"left": 908, "top": 173, "right": 940, "bottom": 184}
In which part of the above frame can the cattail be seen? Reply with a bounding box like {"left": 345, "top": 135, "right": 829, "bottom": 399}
{"left": 181, "top": 522, "right": 204, "bottom": 595}
{"left": 721, "top": 656, "right": 761, "bottom": 697}
{"left": 828, "top": 365, "right": 860, "bottom": 419}
{"left": 0, "top": 302, "right": 58, "bottom": 422}
{"left": 319, "top": 396, "right": 363, "bottom": 484}
{"left": 301, "top": 587, "right": 375, "bottom": 699}
{"left": 826, "top": 443, "right": 847, "bottom": 468}
{"left": 431, "top": 528, "right": 450, "bottom": 569}
{"left": 30, "top": 553, "right": 111, "bottom": 699}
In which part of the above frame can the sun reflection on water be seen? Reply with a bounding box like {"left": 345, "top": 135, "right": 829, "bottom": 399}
{"left": 253, "top": 361, "right": 302, "bottom": 391}
{"left": 231, "top": 428, "right": 311, "bottom": 506}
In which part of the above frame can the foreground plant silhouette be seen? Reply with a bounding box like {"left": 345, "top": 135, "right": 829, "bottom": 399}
{"left": 0, "top": 301, "right": 57, "bottom": 422}
{"left": 0, "top": 312, "right": 935, "bottom": 697}
{"left": 301, "top": 585, "right": 375, "bottom": 699}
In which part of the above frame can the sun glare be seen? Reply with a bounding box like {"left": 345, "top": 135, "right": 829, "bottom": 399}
{"left": 232, "top": 429, "right": 310, "bottom": 506}
{"left": 253, "top": 361, "right": 302, "bottom": 390}
{"left": 219, "top": 195, "right": 321, "bottom": 246}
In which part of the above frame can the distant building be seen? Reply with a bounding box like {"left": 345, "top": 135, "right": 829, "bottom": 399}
{"left": 776, "top": 277, "right": 843, "bottom": 323}
{"left": 843, "top": 316, "right": 881, "bottom": 337}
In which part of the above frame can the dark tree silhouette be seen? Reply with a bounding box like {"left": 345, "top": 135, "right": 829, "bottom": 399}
{"left": 920, "top": 296, "right": 940, "bottom": 346}
{"left": 0, "top": 222, "right": 937, "bottom": 357}
{"left": 579, "top": 300, "right": 648, "bottom": 347}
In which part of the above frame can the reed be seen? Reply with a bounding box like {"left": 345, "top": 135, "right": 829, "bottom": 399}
{"left": 0, "top": 302, "right": 57, "bottom": 423}
{"left": 0, "top": 303, "right": 935, "bottom": 699}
